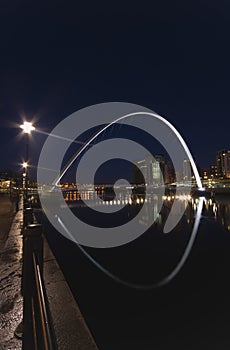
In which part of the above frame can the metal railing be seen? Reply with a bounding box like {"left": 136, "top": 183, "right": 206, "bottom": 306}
{"left": 22, "top": 208, "right": 56, "bottom": 350}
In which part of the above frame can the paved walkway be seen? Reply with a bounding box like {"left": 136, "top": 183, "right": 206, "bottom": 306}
{"left": 0, "top": 195, "right": 16, "bottom": 250}
{"left": 0, "top": 195, "right": 23, "bottom": 350}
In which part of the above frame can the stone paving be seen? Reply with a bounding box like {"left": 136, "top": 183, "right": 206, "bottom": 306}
{"left": 0, "top": 195, "right": 23, "bottom": 350}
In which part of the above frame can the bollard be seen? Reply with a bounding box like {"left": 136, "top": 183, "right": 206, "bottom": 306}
{"left": 22, "top": 224, "right": 43, "bottom": 350}
{"left": 23, "top": 207, "right": 34, "bottom": 229}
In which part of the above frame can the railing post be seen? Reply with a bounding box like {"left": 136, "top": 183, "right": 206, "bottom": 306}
{"left": 22, "top": 224, "right": 43, "bottom": 350}
{"left": 23, "top": 207, "right": 34, "bottom": 229}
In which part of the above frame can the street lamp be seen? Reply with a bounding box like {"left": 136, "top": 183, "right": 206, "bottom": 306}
{"left": 20, "top": 121, "right": 35, "bottom": 201}
{"left": 20, "top": 121, "right": 35, "bottom": 134}
{"left": 22, "top": 163, "right": 28, "bottom": 193}
{"left": 22, "top": 162, "right": 28, "bottom": 169}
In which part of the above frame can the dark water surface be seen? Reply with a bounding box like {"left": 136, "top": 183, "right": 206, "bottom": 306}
{"left": 36, "top": 194, "right": 230, "bottom": 350}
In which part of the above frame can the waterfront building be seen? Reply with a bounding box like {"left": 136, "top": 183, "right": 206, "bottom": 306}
{"left": 216, "top": 149, "right": 230, "bottom": 179}
{"left": 133, "top": 154, "right": 170, "bottom": 186}
{"left": 210, "top": 165, "right": 218, "bottom": 178}
{"left": 182, "top": 159, "right": 191, "bottom": 182}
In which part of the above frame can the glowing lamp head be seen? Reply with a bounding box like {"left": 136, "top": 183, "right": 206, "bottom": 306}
{"left": 22, "top": 162, "right": 28, "bottom": 168}
{"left": 20, "top": 121, "right": 35, "bottom": 134}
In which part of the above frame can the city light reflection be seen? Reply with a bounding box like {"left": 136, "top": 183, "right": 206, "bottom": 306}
{"left": 60, "top": 189, "right": 230, "bottom": 233}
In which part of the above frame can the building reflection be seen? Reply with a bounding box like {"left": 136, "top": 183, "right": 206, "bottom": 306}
{"left": 212, "top": 196, "right": 230, "bottom": 232}
{"left": 61, "top": 189, "right": 230, "bottom": 233}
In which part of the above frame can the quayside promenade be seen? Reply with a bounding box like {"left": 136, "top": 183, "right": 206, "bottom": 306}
{"left": 0, "top": 193, "right": 98, "bottom": 350}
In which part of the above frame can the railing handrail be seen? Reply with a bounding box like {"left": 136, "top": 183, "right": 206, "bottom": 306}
{"left": 32, "top": 252, "right": 55, "bottom": 350}
{"left": 22, "top": 219, "right": 57, "bottom": 350}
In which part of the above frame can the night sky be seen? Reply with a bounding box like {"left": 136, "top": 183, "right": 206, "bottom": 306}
{"left": 0, "top": 1, "right": 229, "bottom": 180}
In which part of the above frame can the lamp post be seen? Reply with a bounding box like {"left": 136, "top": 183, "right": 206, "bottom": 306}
{"left": 22, "top": 162, "right": 28, "bottom": 196}
{"left": 20, "top": 122, "right": 35, "bottom": 201}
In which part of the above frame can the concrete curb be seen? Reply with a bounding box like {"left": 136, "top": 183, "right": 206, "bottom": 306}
{"left": 43, "top": 237, "right": 99, "bottom": 350}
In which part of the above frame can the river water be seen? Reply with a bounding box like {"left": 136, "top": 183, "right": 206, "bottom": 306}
{"left": 36, "top": 191, "right": 230, "bottom": 350}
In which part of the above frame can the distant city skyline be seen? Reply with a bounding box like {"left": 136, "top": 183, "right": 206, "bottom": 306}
{"left": 1, "top": 147, "right": 230, "bottom": 186}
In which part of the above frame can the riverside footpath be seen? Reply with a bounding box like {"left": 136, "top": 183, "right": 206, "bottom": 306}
{"left": 0, "top": 194, "right": 99, "bottom": 350}
{"left": 0, "top": 194, "right": 23, "bottom": 350}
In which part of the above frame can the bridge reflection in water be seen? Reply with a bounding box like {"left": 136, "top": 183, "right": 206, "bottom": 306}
{"left": 33, "top": 189, "right": 230, "bottom": 350}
